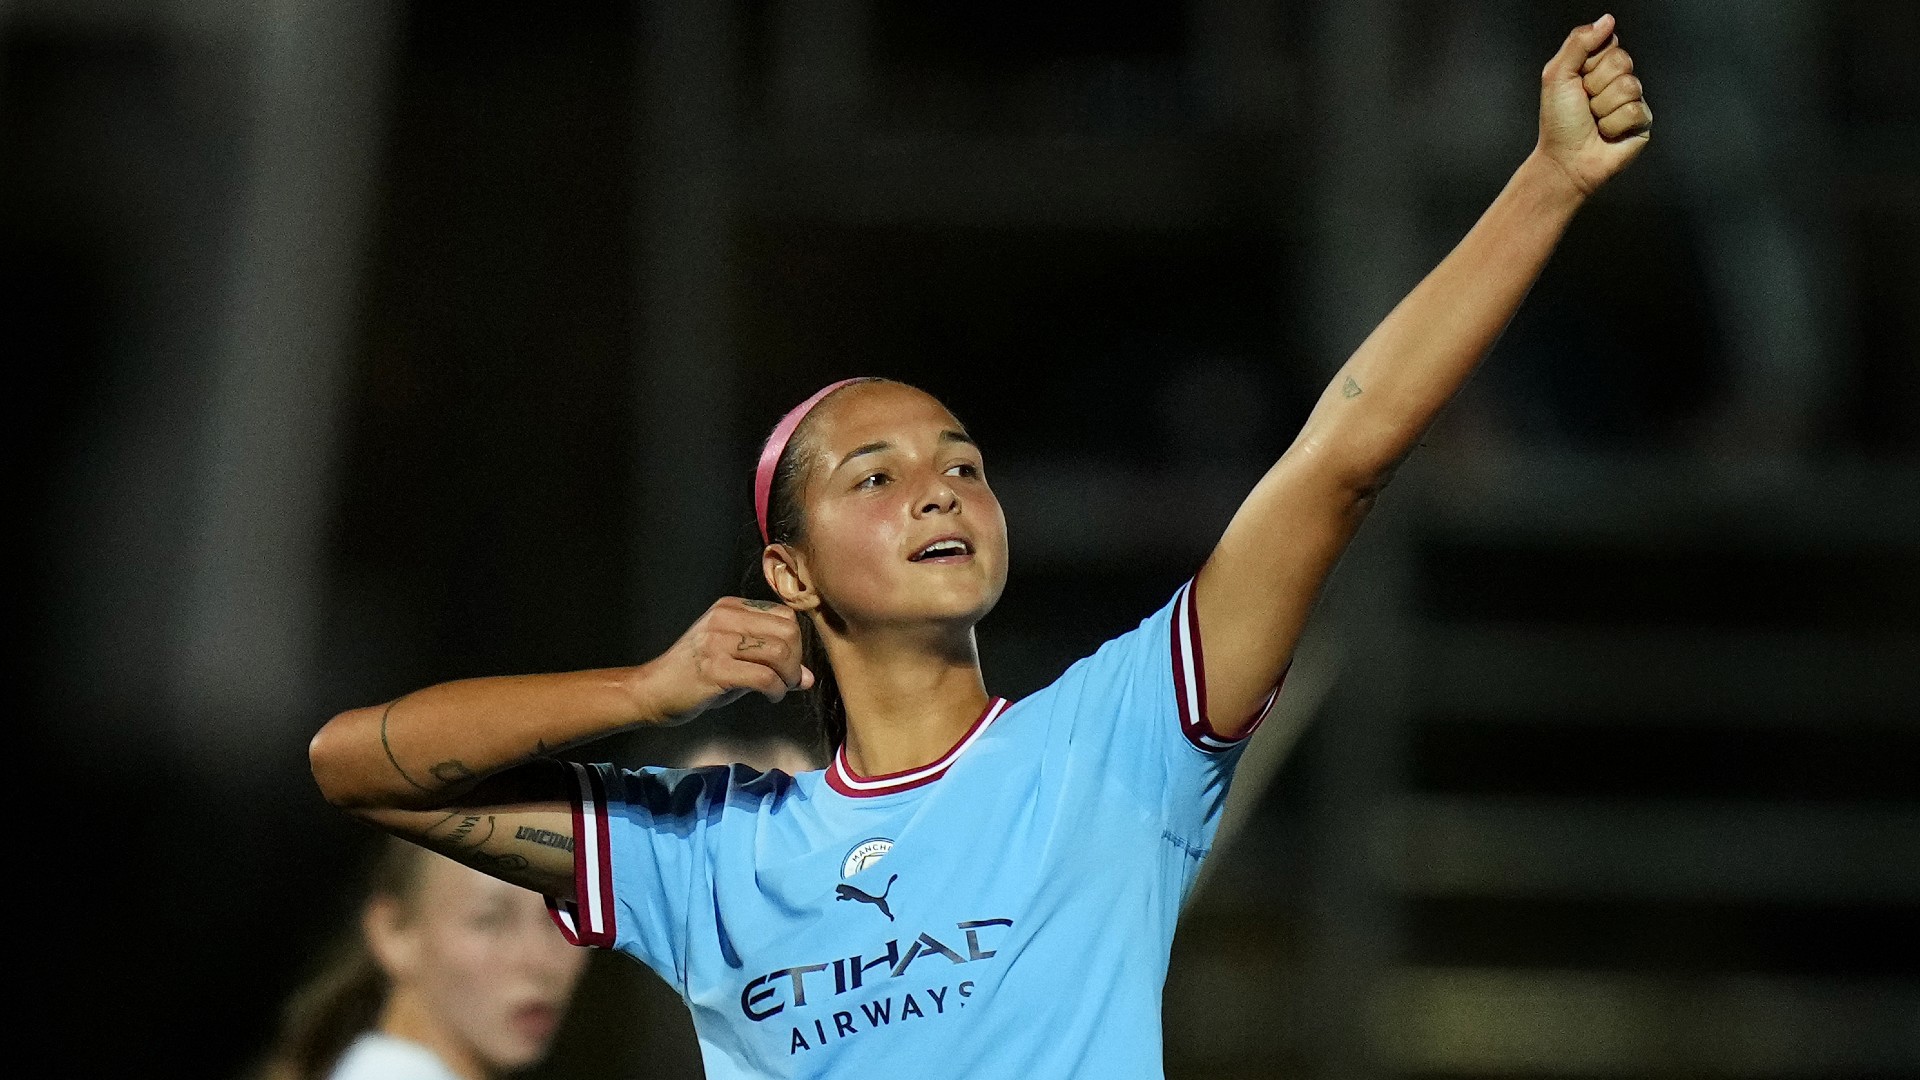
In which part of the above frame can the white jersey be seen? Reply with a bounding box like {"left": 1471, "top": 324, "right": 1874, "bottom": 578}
{"left": 327, "top": 1032, "right": 463, "bottom": 1080}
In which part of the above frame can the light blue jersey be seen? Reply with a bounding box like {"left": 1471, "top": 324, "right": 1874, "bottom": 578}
{"left": 549, "top": 580, "right": 1278, "bottom": 1077}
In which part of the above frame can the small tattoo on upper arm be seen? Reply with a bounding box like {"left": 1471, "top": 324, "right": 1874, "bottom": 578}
{"left": 446, "top": 813, "right": 494, "bottom": 848}
{"left": 516, "top": 825, "right": 575, "bottom": 853}
{"left": 742, "top": 599, "right": 781, "bottom": 611}
{"left": 430, "top": 760, "right": 476, "bottom": 785}
{"left": 1342, "top": 376, "right": 1363, "bottom": 399}
{"left": 458, "top": 849, "right": 530, "bottom": 875}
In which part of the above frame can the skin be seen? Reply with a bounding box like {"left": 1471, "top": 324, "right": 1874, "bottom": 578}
{"left": 308, "top": 17, "right": 1649, "bottom": 899}
{"left": 761, "top": 381, "right": 1008, "bottom": 776}
{"left": 366, "top": 853, "right": 590, "bottom": 1080}
{"left": 1194, "top": 16, "right": 1651, "bottom": 730}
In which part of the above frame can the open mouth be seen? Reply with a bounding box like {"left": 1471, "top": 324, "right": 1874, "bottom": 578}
{"left": 909, "top": 537, "right": 974, "bottom": 562}
{"left": 511, "top": 1002, "right": 562, "bottom": 1043}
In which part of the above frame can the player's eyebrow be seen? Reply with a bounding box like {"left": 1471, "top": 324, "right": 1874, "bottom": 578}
{"left": 836, "top": 429, "right": 976, "bottom": 472}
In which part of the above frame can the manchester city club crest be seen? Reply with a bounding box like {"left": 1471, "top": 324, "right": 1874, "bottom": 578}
{"left": 841, "top": 837, "right": 893, "bottom": 879}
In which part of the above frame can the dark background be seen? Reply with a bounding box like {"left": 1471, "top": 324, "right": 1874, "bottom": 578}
{"left": 8, "top": 2, "right": 1917, "bottom": 1078}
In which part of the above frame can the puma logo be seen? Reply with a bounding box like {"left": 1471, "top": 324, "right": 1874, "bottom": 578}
{"left": 834, "top": 874, "right": 898, "bottom": 921}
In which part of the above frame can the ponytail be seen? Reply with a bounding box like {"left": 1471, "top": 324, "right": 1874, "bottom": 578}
{"left": 244, "top": 837, "right": 432, "bottom": 1080}
{"left": 759, "top": 407, "right": 851, "bottom": 758}
{"left": 795, "top": 613, "right": 845, "bottom": 755}
{"left": 245, "top": 932, "right": 385, "bottom": 1080}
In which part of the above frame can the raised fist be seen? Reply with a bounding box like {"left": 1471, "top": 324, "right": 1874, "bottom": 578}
{"left": 1538, "top": 14, "right": 1653, "bottom": 197}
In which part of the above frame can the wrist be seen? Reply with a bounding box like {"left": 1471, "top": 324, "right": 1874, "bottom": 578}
{"left": 620, "top": 659, "right": 676, "bottom": 726}
{"left": 623, "top": 656, "right": 704, "bottom": 727}
{"left": 1520, "top": 146, "right": 1591, "bottom": 216}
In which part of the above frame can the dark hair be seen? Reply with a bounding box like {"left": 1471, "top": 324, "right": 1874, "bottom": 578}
{"left": 756, "top": 378, "right": 893, "bottom": 756}
{"left": 244, "top": 837, "right": 435, "bottom": 1080}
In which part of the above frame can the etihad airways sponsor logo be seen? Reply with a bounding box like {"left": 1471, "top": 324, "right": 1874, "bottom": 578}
{"left": 738, "top": 917, "right": 1013, "bottom": 1024}
{"left": 783, "top": 980, "right": 976, "bottom": 1055}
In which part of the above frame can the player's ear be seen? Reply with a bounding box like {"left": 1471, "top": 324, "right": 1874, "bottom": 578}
{"left": 362, "top": 893, "right": 419, "bottom": 981}
{"left": 764, "top": 543, "right": 820, "bottom": 613}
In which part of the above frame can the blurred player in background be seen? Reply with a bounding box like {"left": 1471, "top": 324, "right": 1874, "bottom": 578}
{"left": 248, "top": 837, "right": 588, "bottom": 1080}
{"left": 308, "top": 17, "right": 1649, "bottom": 1077}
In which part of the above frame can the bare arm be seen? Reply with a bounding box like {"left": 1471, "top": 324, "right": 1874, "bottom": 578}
{"left": 1195, "top": 16, "right": 1653, "bottom": 734}
{"left": 308, "top": 597, "right": 813, "bottom": 896}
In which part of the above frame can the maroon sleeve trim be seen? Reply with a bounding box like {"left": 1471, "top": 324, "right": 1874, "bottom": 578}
{"left": 544, "top": 761, "right": 617, "bottom": 949}
{"left": 1170, "top": 579, "right": 1285, "bottom": 753}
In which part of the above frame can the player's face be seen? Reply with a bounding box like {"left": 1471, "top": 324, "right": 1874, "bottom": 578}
{"left": 396, "top": 857, "right": 589, "bottom": 1073}
{"left": 792, "top": 382, "right": 1008, "bottom": 631}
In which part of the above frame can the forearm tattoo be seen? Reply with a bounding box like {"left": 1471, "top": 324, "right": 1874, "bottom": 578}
{"left": 430, "top": 759, "right": 477, "bottom": 785}
{"left": 379, "top": 694, "right": 476, "bottom": 793}
{"left": 379, "top": 696, "right": 432, "bottom": 793}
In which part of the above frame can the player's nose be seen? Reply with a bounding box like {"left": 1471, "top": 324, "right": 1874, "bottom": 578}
{"left": 915, "top": 480, "right": 959, "bottom": 516}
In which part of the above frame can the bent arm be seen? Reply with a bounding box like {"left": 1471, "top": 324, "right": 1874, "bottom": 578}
{"left": 310, "top": 667, "right": 662, "bottom": 813}
{"left": 1194, "top": 16, "right": 1653, "bottom": 736}
{"left": 309, "top": 596, "right": 812, "bottom": 896}
{"left": 308, "top": 666, "right": 673, "bottom": 896}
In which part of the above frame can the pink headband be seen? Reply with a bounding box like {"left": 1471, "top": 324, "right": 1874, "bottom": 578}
{"left": 754, "top": 378, "right": 874, "bottom": 543}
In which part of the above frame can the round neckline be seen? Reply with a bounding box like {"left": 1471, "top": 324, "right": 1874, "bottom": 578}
{"left": 825, "top": 696, "right": 1010, "bottom": 798}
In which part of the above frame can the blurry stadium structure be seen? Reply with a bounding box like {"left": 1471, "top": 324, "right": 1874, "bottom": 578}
{"left": 8, "top": 3, "right": 1915, "bottom": 1080}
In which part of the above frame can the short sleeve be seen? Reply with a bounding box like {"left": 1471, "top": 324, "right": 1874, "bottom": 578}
{"left": 545, "top": 760, "right": 726, "bottom": 989}
{"left": 1040, "top": 579, "right": 1283, "bottom": 846}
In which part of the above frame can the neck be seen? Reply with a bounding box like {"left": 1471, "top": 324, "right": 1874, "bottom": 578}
{"left": 378, "top": 990, "right": 493, "bottom": 1080}
{"left": 824, "top": 621, "right": 990, "bottom": 778}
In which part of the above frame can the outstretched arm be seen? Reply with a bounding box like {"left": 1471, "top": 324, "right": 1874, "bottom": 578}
{"left": 1194, "top": 15, "right": 1652, "bottom": 734}
{"left": 308, "top": 597, "right": 812, "bottom": 896}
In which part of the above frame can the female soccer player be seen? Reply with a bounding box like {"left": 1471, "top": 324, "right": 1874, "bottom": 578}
{"left": 310, "top": 17, "right": 1649, "bottom": 1077}
{"left": 249, "top": 836, "right": 589, "bottom": 1080}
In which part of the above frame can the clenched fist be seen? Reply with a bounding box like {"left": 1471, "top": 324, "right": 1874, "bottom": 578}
{"left": 644, "top": 596, "right": 816, "bottom": 723}
{"left": 1537, "top": 13, "right": 1652, "bottom": 197}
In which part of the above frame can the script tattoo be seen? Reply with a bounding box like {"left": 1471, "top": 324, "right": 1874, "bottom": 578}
{"left": 446, "top": 813, "right": 495, "bottom": 849}
{"left": 1342, "top": 376, "right": 1363, "bottom": 399}
{"left": 516, "top": 826, "right": 575, "bottom": 854}
{"left": 425, "top": 812, "right": 524, "bottom": 874}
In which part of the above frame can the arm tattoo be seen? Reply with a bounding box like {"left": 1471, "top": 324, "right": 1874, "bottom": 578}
{"left": 433, "top": 813, "right": 531, "bottom": 874}
{"left": 741, "top": 599, "right": 781, "bottom": 611}
{"left": 379, "top": 696, "right": 433, "bottom": 793}
{"left": 459, "top": 849, "right": 531, "bottom": 874}
{"left": 516, "top": 825, "right": 576, "bottom": 853}
{"left": 1342, "top": 376, "right": 1363, "bottom": 399}
{"left": 446, "top": 813, "right": 496, "bottom": 849}
{"left": 736, "top": 635, "right": 768, "bottom": 653}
